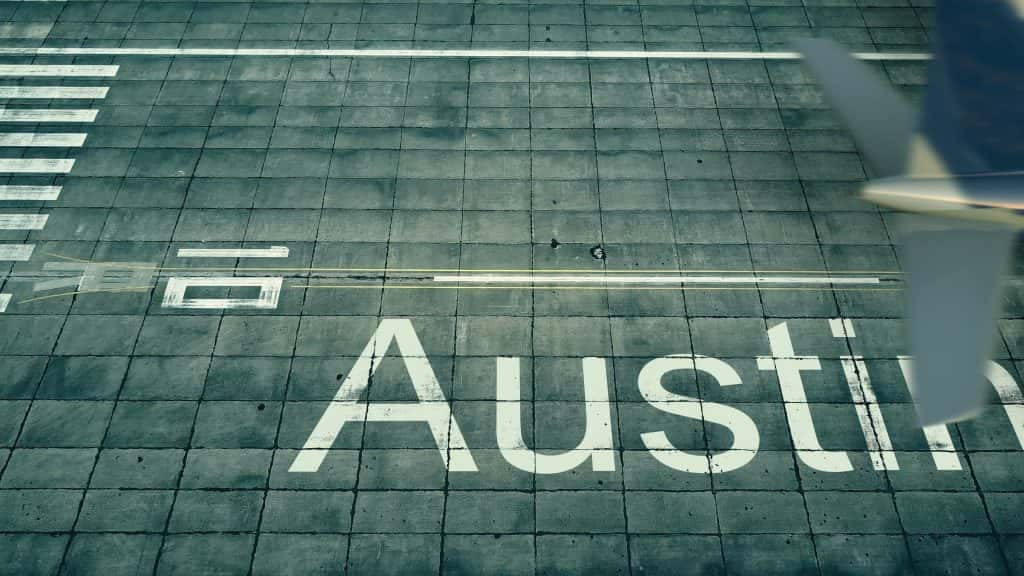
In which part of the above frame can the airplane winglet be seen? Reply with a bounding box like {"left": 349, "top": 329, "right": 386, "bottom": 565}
{"left": 794, "top": 38, "right": 917, "bottom": 179}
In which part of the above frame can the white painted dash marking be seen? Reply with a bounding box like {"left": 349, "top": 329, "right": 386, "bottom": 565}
{"left": 0, "top": 86, "right": 109, "bottom": 99}
{"left": 829, "top": 318, "right": 856, "bottom": 338}
{"left": 0, "top": 244, "right": 34, "bottom": 261}
{"left": 0, "top": 109, "right": 98, "bottom": 123}
{"left": 0, "top": 158, "right": 74, "bottom": 173}
{"left": 0, "top": 294, "right": 10, "bottom": 313}
{"left": 0, "top": 133, "right": 87, "bottom": 147}
{"left": 0, "top": 214, "right": 48, "bottom": 230}
{"left": 0, "top": 65, "right": 118, "bottom": 77}
{"left": 0, "top": 185, "right": 61, "bottom": 201}
{"left": 0, "top": 47, "right": 932, "bottom": 61}
{"left": 0, "top": 23, "right": 53, "bottom": 39}
{"left": 176, "top": 246, "right": 290, "bottom": 258}
{"left": 433, "top": 274, "right": 881, "bottom": 285}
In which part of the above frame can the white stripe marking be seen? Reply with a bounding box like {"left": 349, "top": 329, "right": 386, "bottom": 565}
{"left": 0, "top": 109, "right": 98, "bottom": 123}
{"left": 842, "top": 357, "right": 899, "bottom": 471}
{"left": 0, "top": 87, "right": 109, "bottom": 99}
{"left": 0, "top": 47, "right": 932, "bottom": 61}
{"left": 0, "top": 214, "right": 48, "bottom": 229}
{"left": 0, "top": 294, "right": 10, "bottom": 313}
{"left": 0, "top": 133, "right": 86, "bottom": 147}
{"left": 0, "top": 23, "right": 53, "bottom": 39}
{"left": 829, "top": 318, "right": 856, "bottom": 338}
{"left": 0, "top": 185, "right": 60, "bottom": 201}
{"left": 162, "top": 277, "right": 283, "bottom": 309}
{"left": 0, "top": 244, "right": 34, "bottom": 261}
{"left": 176, "top": 246, "right": 290, "bottom": 259}
{"left": 0, "top": 65, "right": 118, "bottom": 77}
{"left": 433, "top": 274, "right": 881, "bottom": 285}
{"left": 0, "top": 158, "right": 74, "bottom": 173}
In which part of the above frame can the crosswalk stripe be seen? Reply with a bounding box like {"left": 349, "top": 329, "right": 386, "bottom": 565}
{"left": 0, "top": 214, "right": 48, "bottom": 229}
{"left": 0, "top": 133, "right": 87, "bottom": 147}
{"left": 0, "top": 185, "right": 61, "bottom": 201}
{"left": 0, "top": 244, "right": 34, "bottom": 261}
{"left": 0, "top": 86, "right": 109, "bottom": 99}
{"left": 0, "top": 158, "right": 74, "bottom": 173}
{"left": 0, "top": 23, "right": 52, "bottom": 39}
{"left": 0, "top": 65, "right": 118, "bottom": 77}
{"left": 0, "top": 109, "right": 97, "bottom": 122}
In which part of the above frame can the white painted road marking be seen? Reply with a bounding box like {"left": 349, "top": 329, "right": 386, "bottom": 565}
{"left": 0, "top": 294, "right": 9, "bottom": 312}
{"left": 0, "top": 109, "right": 98, "bottom": 123}
{"left": 0, "top": 65, "right": 118, "bottom": 77}
{"left": 0, "top": 244, "right": 34, "bottom": 261}
{"left": 162, "top": 277, "right": 283, "bottom": 309}
{"left": 0, "top": 86, "right": 109, "bottom": 99}
{"left": 0, "top": 133, "right": 87, "bottom": 147}
{"left": 0, "top": 47, "right": 932, "bottom": 61}
{"left": 0, "top": 214, "right": 48, "bottom": 229}
{"left": 842, "top": 356, "right": 899, "bottom": 471}
{"left": 0, "top": 158, "right": 74, "bottom": 173}
{"left": 433, "top": 274, "right": 882, "bottom": 285}
{"left": 176, "top": 246, "right": 290, "bottom": 258}
{"left": 0, "top": 185, "right": 61, "bottom": 201}
{"left": 0, "top": 23, "right": 52, "bottom": 38}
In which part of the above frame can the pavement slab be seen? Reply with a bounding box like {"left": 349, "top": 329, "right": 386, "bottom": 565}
{"left": 3, "top": 1, "right": 1023, "bottom": 575}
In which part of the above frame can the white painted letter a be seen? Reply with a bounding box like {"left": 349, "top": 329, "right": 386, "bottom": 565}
{"left": 290, "top": 319, "right": 476, "bottom": 472}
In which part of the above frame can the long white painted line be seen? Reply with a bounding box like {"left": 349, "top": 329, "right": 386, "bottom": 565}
{"left": 0, "top": 294, "right": 10, "bottom": 313}
{"left": 0, "top": 214, "right": 48, "bottom": 229}
{"left": 176, "top": 246, "right": 290, "bottom": 258}
{"left": 433, "top": 274, "right": 881, "bottom": 285}
{"left": 0, "top": 65, "right": 118, "bottom": 77}
{"left": 0, "top": 86, "right": 109, "bottom": 99}
{"left": 0, "top": 158, "right": 74, "bottom": 173}
{"left": 0, "top": 133, "right": 86, "bottom": 147}
{"left": 0, "top": 47, "right": 932, "bottom": 61}
{"left": 0, "top": 244, "right": 34, "bottom": 261}
{"left": 0, "top": 185, "right": 60, "bottom": 201}
{"left": 0, "top": 109, "right": 97, "bottom": 123}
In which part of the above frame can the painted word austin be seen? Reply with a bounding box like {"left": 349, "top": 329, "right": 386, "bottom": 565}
{"left": 290, "top": 319, "right": 1024, "bottom": 476}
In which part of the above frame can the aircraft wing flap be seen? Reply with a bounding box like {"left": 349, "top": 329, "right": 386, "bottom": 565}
{"left": 902, "top": 218, "right": 1016, "bottom": 425}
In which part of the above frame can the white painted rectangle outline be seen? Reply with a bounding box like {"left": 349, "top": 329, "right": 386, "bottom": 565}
{"left": 0, "top": 87, "right": 109, "bottom": 99}
{"left": 0, "top": 214, "right": 48, "bottom": 229}
{"left": 0, "top": 133, "right": 87, "bottom": 147}
{"left": 0, "top": 185, "right": 60, "bottom": 201}
{"left": 176, "top": 246, "right": 290, "bottom": 258}
{"left": 0, "top": 244, "right": 34, "bottom": 261}
{"left": 0, "top": 158, "right": 74, "bottom": 173}
{"left": 0, "top": 109, "right": 98, "bottom": 123}
{"left": 163, "top": 277, "right": 283, "bottom": 309}
{"left": 0, "top": 65, "right": 118, "bottom": 77}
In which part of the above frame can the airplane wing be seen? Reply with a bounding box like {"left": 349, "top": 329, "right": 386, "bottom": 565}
{"left": 793, "top": 38, "right": 915, "bottom": 179}
{"left": 795, "top": 2, "right": 1024, "bottom": 425}
{"left": 902, "top": 220, "right": 1015, "bottom": 425}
